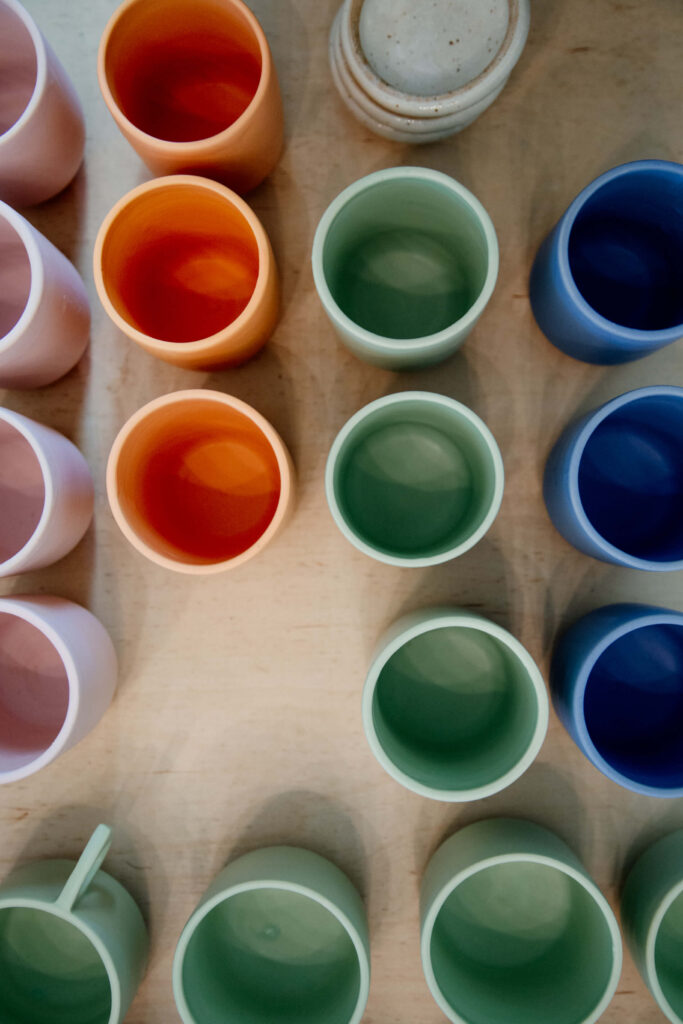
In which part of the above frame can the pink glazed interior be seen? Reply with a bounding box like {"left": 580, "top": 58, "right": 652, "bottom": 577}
{"left": 0, "top": 419, "right": 45, "bottom": 565}
{"left": 0, "top": 1, "right": 38, "bottom": 136}
{"left": 0, "top": 215, "right": 32, "bottom": 340}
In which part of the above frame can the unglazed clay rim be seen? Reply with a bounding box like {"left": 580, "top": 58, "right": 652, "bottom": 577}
{"left": 0, "top": 0, "right": 47, "bottom": 146}
{"left": 340, "top": 0, "right": 530, "bottom": 118}
{"left": 106, "top": 390, "right": 294, "bottom": 575}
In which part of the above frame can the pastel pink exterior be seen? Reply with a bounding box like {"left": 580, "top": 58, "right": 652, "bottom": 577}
{"left": 0, "top": 203, "right": 90, "bottom": 388}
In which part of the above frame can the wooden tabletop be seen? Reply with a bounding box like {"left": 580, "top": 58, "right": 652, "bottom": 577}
{"left": 2, "top": 1, "right": 683, "bottom": 1020}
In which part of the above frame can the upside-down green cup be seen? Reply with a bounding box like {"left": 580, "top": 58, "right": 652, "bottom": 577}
{"left": 326, "top": 391, "right": 504, "bottom": 566}
{"left": 363, "top": 608, "right": 548, "bottom": 801}
{"left": 0, "top": 824, "right": 149, "bottom": 1024}
{"left": 621, "top": 830, "right": 683, "bottom": 1024}
{"left": 173, "top": 846, "right": 370, "bottom": 1024}
{"left": 421, "top": 819, "right": 622, "bottom": 1024}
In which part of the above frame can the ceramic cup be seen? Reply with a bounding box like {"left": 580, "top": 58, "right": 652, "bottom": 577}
{"left": 551, "top": 603, "right": 683, "bottom": 798}
{"left": 544, "top": 385, "right": 683, "bottom": 571}
{"left": 330, "top": 0, "right": 530, "bottom": 143}
{"left": 0, "top": 0, "right": 84, "bottom": 206}
{"left": 0, "top": 201, "right": 90, "bottom": 388}
{"left": 94, "top": 175, "right": 278, "bottom": 370}
{"left": 421, "top": 818, "right": 622, "bottom": 1024}
{"left": 621, "top": 830, "right": 683, "bottom": 1024}
{"left": 326, "top": 392, "right": 503, "bottom": 566}
{"left": 362, "top": 607, "right": 548, "bottom": 800}
{"left": 530, "top": 160, "right": 683, "bottom": 364}
{"left": 107, "top": 390, "right": 294, "bottom": 574}
{"left": 173, "top": 846, "right": 370, "bottom": 1024}
{"left": 0, "top": 595, "right": 117, "bottom": 784}
{"left": 0, "top": 408, "right": 93, "bottom": 577}
{"left": 98, "top": 0, "right": 283, "bottom": 194}
{"left": 312, "top": 167, "right": 498, "bottom": 369}
{"left": 0, "top": 824, "right": 149, "bottom": 1024}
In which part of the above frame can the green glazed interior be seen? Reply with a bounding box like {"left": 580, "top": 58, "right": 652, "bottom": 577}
{"left": 332, "top": 398, "right": 498, "bottom": 560}
{"left": 322, "top": 178, "right": 490, "bottom": 340}
{"left": 373, "top": 626, "right": 539, "bottom": 792}
{"left": 431, "top": 861, "right": 615, "bottom": 1024}
{"left": 181, "top": 887, "right": 361, "bottom": 1024}
{"left": 655, "top": 889, "right": 683, "bottom": 1019}
{"left": 0, "top": 905, "right": 112, "bottom": 1024}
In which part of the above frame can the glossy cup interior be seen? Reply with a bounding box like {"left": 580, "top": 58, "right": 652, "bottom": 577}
{"left": 321, "top": 177, "right": 491, "bottom": 340}
{"left": 0, "top": 904, "right": 112, "bottom": 1023}
{"left": 101, "top": 0, "right": 262, "bottom": 143}
{"left": 582, "top": 622, "right": 683, "bottom": 791}
{"left": 0, "top": 1, "right": 38, "bottom": 137}
{"left": 568, "top": 166, "right": 683, "bottom": 331}
{"left": 577, "top": 394, "right": 683, "bottom": 563}
{"left": 99, "top": 181, "right": 260, "bottom": 344}
{"left": 655, "top": 889, "right": 683, "bottom": 1020}
{"left": 0, "top": 417, "right": 45, "bottom": 567}
{"left": 110, "top": 396, "right": 283, "bottom": 568}
{"left": 179, "top": 887, "right": 362, "bottom": 1024}
{"left": 429, "top": 860, "right": 616, "bottom": 1024}
{"left": 0, "top": 212, "right": 32, "bottom": 342}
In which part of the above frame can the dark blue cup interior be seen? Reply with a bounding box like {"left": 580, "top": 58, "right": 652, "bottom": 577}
{"left": 584, "top": 623, "right": 683, "bottom": 789}
{"left": 579, "top": 394, "right": 683, "bottom": 562}
{"left": 568, "top": 167, "right": 683, "bottom": 330}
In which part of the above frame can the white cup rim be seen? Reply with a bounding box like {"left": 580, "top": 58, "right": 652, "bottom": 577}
{"left": 0, "top": 410, "right": 57, "bottom": 577}
{"left": 0, "top": 0, "right": 47, "bottom": 148}
{"left": 0, "top": 202, "right": 44, "bottom": 356}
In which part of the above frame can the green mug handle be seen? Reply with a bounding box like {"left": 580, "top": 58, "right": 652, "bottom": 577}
{"left": 56, "top": 824, "right": 113, "bottom": 912}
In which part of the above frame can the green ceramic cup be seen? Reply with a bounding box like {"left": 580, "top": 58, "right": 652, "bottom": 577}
{"left": 326, "top": 391, "right": 504, "bottom": 566}
{"left": 0, "top": 824, "right": 149, "bottom": 1024}
{"left": 173, "top": 845, "right": 370, "bottom": 1024}
{"left": 621, "top": 830, "right": 683, "bottom": 1023}
{"left": 311, "top": 166, "right": 498, "bottom": 369}
{"left": 363, "top": 608, "right": 548, "bottom": 801}
{"left": 421, "top": 819, "right": 622, "bottom": 1024}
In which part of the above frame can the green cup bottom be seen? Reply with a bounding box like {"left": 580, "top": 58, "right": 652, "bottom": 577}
{"left": 0, "top": 906, "right": 111, "bottom": 1024}
{"left": 431, "top": 862, "right": 615, "bottom": 1024}
{"left": 655, "top": 889, "right": 683, "bottom": 1018}
{"left": 181, "top": 887, "right": 361, "bottom": 1024}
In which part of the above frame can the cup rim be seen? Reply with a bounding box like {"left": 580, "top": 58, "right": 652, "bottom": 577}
{"left": 562, "top": 604, "right": 683, "bottom": 798}
{"left": 312, "top": 168, "right": 499, "bottom": 358}
{"left": 325, "top": 391, "right": 504, "bottom": 567}
{"left": 362, "top": 609, "right": 548, "bottom": 800}
{"left": 421, "top": 850, "right": 622, "bottom": 1024}
{"left": 172, "top": 877, "right": 370, "bottom": 1024}
{"left": 0, "top": 202, "right": 44, "bottom": 356}
{"left": 97, "top": 0, "right": 274, "bottom": 155}
{"left": 554, "top": 159, "right": 683, "bottom": 345}
{"left": 0, "top": 0, "right": 47, "bottom": 148}
{"left": 564, "top": 385, "right": 683, "bottom": 572}
{"left": 93, "top": 174, "right": 273, "bottom": 356}
{"left": 644, "top": 876, "right": 683, "bottom": 1023}
{"left": 106, "top": 389, "right": 293, "bottom": 575}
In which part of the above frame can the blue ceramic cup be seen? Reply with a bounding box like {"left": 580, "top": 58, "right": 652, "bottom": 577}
{"left": 551, "top": 603, "right": 683, "bottom": 797}
{"left": 530, "top": 160, "right": 683, "bottom": 364}
{"left": 544, "top": 386, "right": 683, "bottom": 571}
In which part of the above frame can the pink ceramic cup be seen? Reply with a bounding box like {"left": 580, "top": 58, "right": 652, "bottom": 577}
{"left": 0, "top": 408, "right": 93, "bottom": 577}
{"left": 0, "top": 0, "right": 85, "bottom": 206}
{"left": 0, "top": 595, "right": 117, "bottom": 784}
{"left": 0, "top": 202, "right": 90, "bottom": 388}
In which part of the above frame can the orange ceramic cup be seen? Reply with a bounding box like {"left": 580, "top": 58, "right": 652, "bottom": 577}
{"left": 98, "top": 0, "right": 283, "bottom": 194}
{"left": 93, "top": 175, "right": 279, "bottom": 370}
{"left": 106, "top": 390, "right": 294, "bottom": 574}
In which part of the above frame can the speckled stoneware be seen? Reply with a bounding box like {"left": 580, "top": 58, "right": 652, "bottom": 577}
{"left": 329, "top": 0, "right": 530, "bottom": 142}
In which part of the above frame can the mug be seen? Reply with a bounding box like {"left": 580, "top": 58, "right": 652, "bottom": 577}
{"left": 362, "top": 607, "right": 548, "bottom": 800}
{"left": 0, "top": 0, "right": 84, "bottom": 205}
{"left": 93, "top": 175, "right": 278, "bottom": 370}
{"left": 0, "top": 595, "right": 117, "bottom": 785}
{"left": 107, "top": 390, "right": 294, "bottom": 573}
{"left": 98, "top": 0, "right": 283, "bottom": 193}
{"left": 173, "top": 846, "right": 370, "bottom": 1024}
{"left": 326, "top": 391, "right": 504, "bottom": 566}
{"left": 312, "top": 167, "right": 498, "bottom": 369}
{"left": 551, "top": 603, "right": 683, "bottom": 798}
{"left": 543, "top": 385, "right": 683, "bottom": 571}
{"left": 621, "top": 829, "right": 683, "bottom": 1024}
{"left": 421, "top": 818, "right": 622, "bottom": 1024}
{"left": 0, "top": 201, "right": 90, "bottom": 388}
{"left": 0, "top": 824, "right": 148, "bottom": 1024}
{"left": 0, "top": 408, "right": 93, "bottom": 577}
{"left": 530, "top": 160, "right": 683, "bottom": 364}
